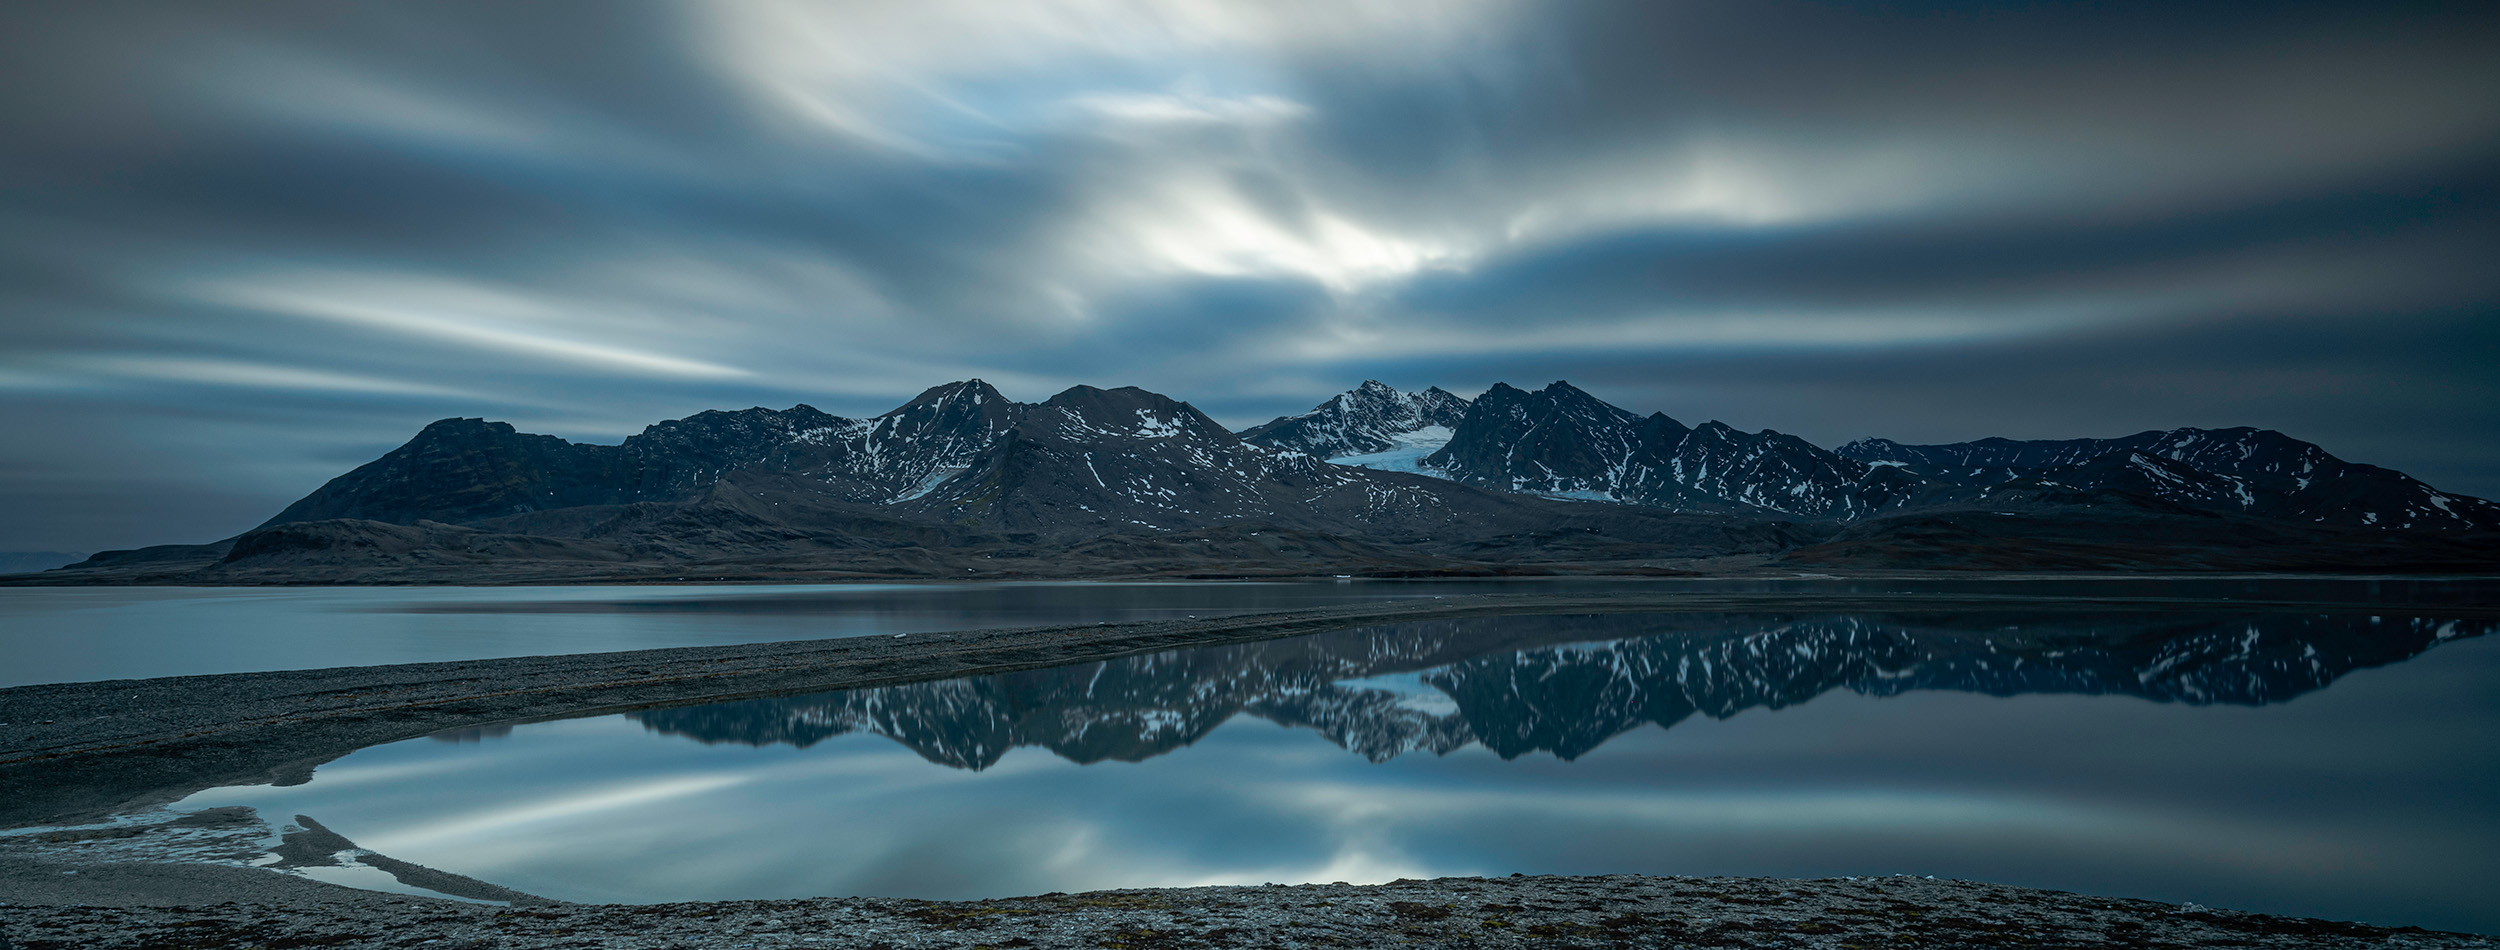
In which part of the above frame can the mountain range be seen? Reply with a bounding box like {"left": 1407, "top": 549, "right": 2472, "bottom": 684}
{"left": 1250, "top": 380, "right": 2494, "bottom": 530}
{"left": 23, "top": 378, "right": 2500, "bottom": 582}
{"left": 631, "top": 611, "right": 2492, "bottom": 768}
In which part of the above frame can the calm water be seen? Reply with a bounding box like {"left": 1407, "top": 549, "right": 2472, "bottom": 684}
{"left": 0, "top": 579, "right": 1624, "bottom": 687}
{"left": 175, "top": 608, "right": 2500, "bottom": 933}
{"left": 5, "top": 575, "right": 2492, "bottom": 688}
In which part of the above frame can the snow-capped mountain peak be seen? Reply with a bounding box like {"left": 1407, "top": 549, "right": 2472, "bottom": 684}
{"left": 1237, "top": 380, "right": 1473, "bottom": 459}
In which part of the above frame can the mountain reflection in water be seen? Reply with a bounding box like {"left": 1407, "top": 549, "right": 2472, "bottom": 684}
{"left": 632, "top": 612, "right": 2488, "bottom": 769}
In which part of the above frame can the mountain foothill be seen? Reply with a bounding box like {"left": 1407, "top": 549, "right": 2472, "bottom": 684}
{"left": 27, "top": 379, "right": 2500, "bottom": 583}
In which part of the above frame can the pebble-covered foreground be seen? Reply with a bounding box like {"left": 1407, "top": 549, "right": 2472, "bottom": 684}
{"left": 6, "top": 873, "right": 2492, "bottom": 949}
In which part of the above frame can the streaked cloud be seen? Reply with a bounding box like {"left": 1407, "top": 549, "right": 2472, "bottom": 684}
{"left": 68, "top": 356, "right": 485, "bottom": 399}
{"left": 1, "top": 0, "right": 2496, "bottom": 549}
{"left": 197, "top": 275, "right": 756, "bottom": 381}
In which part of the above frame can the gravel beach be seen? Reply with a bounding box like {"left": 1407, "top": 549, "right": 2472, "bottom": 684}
{"left": 5, "top": 865, "right": 2491, "bottom": 948}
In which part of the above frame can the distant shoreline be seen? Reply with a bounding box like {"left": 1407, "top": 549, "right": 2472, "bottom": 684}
{"left": 11, "top": 564, "right": 2500, "bottom": 588}
{"left": 2, "top": 559, "right": 1741, "bottom": 586}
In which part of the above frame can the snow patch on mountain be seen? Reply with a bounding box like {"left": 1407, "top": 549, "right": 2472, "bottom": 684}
{"left": 1533, "top": 489, "right": 1621, "bottom": 503}
{"left": 1327, "top": 426, "right": 1454, "bottom": 477}
{"left": 890, "top": 465, "right": 968, "bottom": 502}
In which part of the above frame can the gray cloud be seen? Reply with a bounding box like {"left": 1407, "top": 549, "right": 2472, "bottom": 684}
{"left": 3, "top": 0, "right": 2496, "bottom": 550}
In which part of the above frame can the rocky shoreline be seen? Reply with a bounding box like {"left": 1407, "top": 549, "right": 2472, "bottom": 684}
{"left": 4, "top": 866, "right": 2490, "bottom": 948}
{"left": 6, "top": 806, "right": 2493, "bottom": 947}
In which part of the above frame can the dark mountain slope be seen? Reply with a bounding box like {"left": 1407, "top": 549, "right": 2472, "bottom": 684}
{"left": 623, "top": 405, "right": 852, "bottom": 497}
{"left": 1421, "top": 381, "right": 1921, "bottom": 520}
{"left": 1841, "top": 428, "right": 2500, "bottom": 530}
{"left": 260, "top": 406, "right": 849, "bottom": 527}
{"left": 763, "top": 379, "right": 1023, "bottom": 504}
{"left": 901, "top": 384, "right": 1344, "bottom": 532}
{"left": 258, "top": 418, "right": 634, "bottom": 526}
{"left": 1426, "top": 381, "right": 1645, "bottom": 493}
{"left": 878, "top": 384, "right": 1813, "bottom": 558}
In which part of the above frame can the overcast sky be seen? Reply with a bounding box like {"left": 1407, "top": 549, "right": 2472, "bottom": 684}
{"left": 3, "top": 0, "right": 2496, "bottom": 551}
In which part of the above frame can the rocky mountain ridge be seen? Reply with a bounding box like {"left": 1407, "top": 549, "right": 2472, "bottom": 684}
{"left": 27, "top": 377, "right": 2500, "bottom": 583}
{"left": 1838, "top": 428, "right": 2492, "bottom": 530}
{"left": 1245, "top": 380, "right": 2500, "bottom": 531}
{"left": 228, "top": 378, "right": 2500, "bottom": 537}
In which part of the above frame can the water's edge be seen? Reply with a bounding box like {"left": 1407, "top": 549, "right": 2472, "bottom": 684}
{"left": 15, "top": 588, "right": 2495, "bottom": 831}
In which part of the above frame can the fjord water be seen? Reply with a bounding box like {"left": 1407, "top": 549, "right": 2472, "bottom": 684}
{"left": 176, "top": 608, "right": 2500, "bottom": 933}
{"left": 9, "top": 578, "right": 1695, "bottom": 687}
{"left": 0, "top": 578, "right": 1624, "bottom": 687}
{"left": 3, "top": 575, "right": 2490, "bottom": 687}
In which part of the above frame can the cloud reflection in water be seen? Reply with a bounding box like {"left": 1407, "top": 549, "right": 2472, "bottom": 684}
{"left": 178, "top": 611, "right": 2500, "bottom": 931}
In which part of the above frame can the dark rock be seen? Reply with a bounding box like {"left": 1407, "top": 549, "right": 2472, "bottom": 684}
{"left": 1840, "top": 428, "right": 2500, "bottom": 530}
{"left": 1423, "top": 381, "right": 1920, "bottom": 519}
